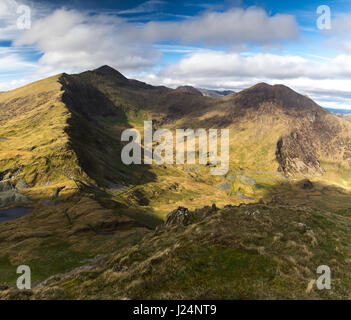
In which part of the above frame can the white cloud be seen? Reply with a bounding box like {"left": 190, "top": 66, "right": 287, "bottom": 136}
{"left": 13, "top": 6, "right": 298, "bottom": 75}
{"left": 137, "top": 51, "right": 351, "bottom": 108}
{"left": 15, "top": 9, "right": 161, "bottom": 74}
{"left": 156, "top": 51, "right": 351, "bottom": 81}
{"left": 141, "top": 7, "right": 298, "bottom": 46}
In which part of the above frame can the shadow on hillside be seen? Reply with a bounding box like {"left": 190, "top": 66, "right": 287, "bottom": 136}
{"left": 59, "top": 74, "right": 158, "bottom": 191}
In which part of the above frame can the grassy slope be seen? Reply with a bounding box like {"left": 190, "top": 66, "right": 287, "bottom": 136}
{"left": 5, "top": 184, "right": 351, "bottom": 300}
{"left": 0, "top": 74, "right": 161, "bottom": 286}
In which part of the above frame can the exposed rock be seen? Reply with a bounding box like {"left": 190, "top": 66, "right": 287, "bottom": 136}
{"left": 216, "top": 181, "right": 231, "bottom": 191}
{"left": 164, "top": 205, "right": 218, "bottom": 228}
{"left": 245, "top": 209, "right": 260, "bottom": 216}
{"left": 237, "top": 175, "right": 256, "bottom": 186}
{"left": 276, "top": 130, "right": 324, "bottom": 176}
{"left": 0, "top": 167, "right": 23, "bottom": 181}
{"left": 236, "top": 192, "right": 255, "bottom": 200}
{"left": 0, "top": 191, "right": 29, "bottom": 207}
{"left": 15, "top": 179, "right": 29, "bottom": 190}
{"left": 297, "top": 222, "right": 313, "bottom": 233}
{"left": 112, "top": 264, "right": 129, "bottom": 272}
{"left": 0, "top": 180, "right": 13, "bottom": 192}
{"left": 168, "top": 183, "right": 180, "bottom": 191}
{"left": 165, "top": 206, "right": 189, "bottom": 227}
{"left": 298, "top": 179, "right": 314, "bottom": 190}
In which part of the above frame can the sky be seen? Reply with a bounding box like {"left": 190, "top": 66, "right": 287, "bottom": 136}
{"left": 1, "top": 0, "right": 351, "bottom": 109}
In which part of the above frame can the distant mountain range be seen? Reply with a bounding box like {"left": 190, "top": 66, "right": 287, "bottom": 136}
{"left": 197, "top": 87, "right": 235, "bottom": 97}
{"left": 175, "top": 85, "right": 235, "bottom": 97}
{"left": 326, "top": 107, "right": 351, "bottom": 114}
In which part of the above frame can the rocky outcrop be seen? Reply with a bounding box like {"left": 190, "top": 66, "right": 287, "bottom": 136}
{"left": 216, "top": 181, "right": 231, "bottom": 191}
{"left": 0, "top": 180, "right": 12, "bottom": 192}
{"left": 276, "top": 130, "right": 324, "bottom": 176}
{"left": 15, "top": 179, "right": 29, "bottom": 190}
{"left": 0, "top": 191, "right": 29, "bottom": 207}
{"left": 237, "top": 175, "right": 256, "bottom": 186}
{"left": 0, "top": 172, "right": 29, "bottom": 208}
{"left": 164, "top": 205, "right": 218, "bottom": 228}
{"left": 165, "top": 207, "right": 189, "bottom": 227}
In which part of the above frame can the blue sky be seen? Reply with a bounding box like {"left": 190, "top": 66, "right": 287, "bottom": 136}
{"left": 2, "top": 0, "right": 351, "bottom": 108}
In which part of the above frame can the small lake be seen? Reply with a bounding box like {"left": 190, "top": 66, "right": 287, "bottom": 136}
{"left": 0, "top": 207, "right": 31, "bottom": 223}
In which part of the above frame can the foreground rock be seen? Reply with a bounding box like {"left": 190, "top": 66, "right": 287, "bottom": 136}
{"left": 0, "top": 191, "right": 29, "bottom": 207}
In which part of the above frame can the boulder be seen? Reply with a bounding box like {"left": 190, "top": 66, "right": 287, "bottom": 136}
{"left": 0, "top": 180, "right": 13, "bottom": 192}
{"left": 216, "top": 181, "right": 231, "bottom": 191}
{"left": 15, "top": 179, "right": 29, "bottom": 190}
{"left": 237, "top": 175, "right": 256, "bottom": 186}
{"left": 0, "top": 191, "right": 29, "bottom": 208}
{"left": 165, "top": 207, "right": 189, "bottom": 227}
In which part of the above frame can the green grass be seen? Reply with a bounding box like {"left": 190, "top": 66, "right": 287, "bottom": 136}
{"left": 168, "top": 245, "right": 278, "bottom": 299}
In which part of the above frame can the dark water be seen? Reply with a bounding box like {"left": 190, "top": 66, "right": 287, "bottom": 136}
{"left": 0, "top": 207, "right": 31, "bottom": 223}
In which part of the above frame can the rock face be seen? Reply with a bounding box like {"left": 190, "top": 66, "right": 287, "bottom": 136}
{"left": 276, "top": 131, "right": 323, "bottom": 176}
{"left": 15, "top": 179, "right": 29, "bottom": 190}
{"left": 0, "top": 173, "right": 29, "bottom": 208}
{"left": 165, "top": 207, "right": 189, "bottom": 227}
{"left": 237, "top": 175, "right": 256, "bottom": 186}
{"left": 0, "top": 191, "right": 29, "bottom": 207}
{"left": 164, "top": 205, "right": 219, "bottom": 228}
{"left": 0, "top": 180, "right": 13, "bottom": 192}
{"left": 216, "top": 181, "right": 231, "bottom": 191}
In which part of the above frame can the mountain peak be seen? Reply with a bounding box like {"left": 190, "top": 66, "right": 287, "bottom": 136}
{"left": 175, "top": 85, "right": 202, "bottom": 96}
{"left": 92, "top": 65, "right": 128, "bottom": 81}
{"left": 234, "top": 82, "right": 320, "bottom": 112}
